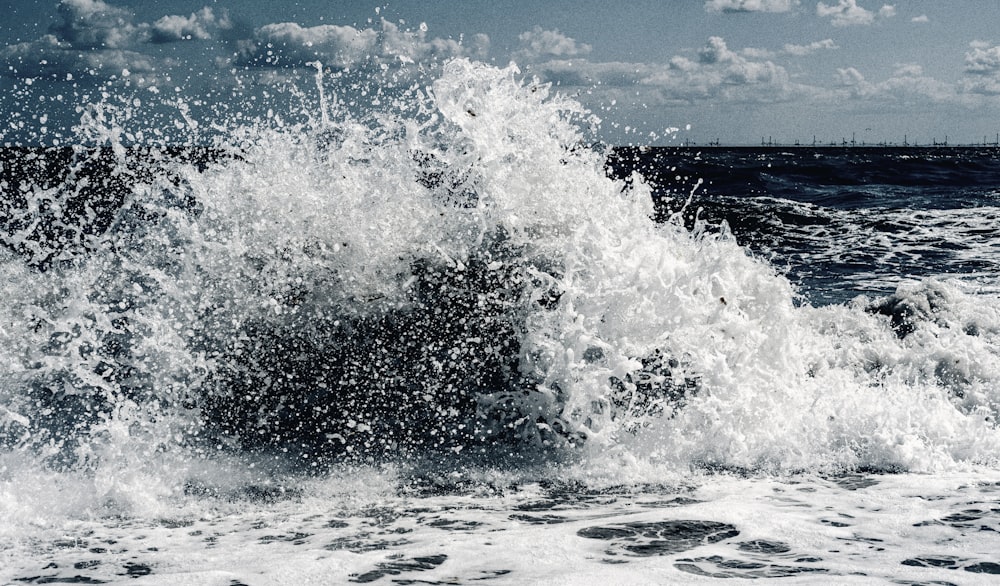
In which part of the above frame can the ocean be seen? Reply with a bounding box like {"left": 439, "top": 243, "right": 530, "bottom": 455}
{"left": 607, "top": 145, "right": 1000, "bottom": 306}
{"left": 2, "top": 59, "right": 1000, "bottom": 584}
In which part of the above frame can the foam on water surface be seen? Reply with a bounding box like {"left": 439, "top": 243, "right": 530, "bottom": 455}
{"left": 5, "top": 471, "right": 1000, "bottom": 584}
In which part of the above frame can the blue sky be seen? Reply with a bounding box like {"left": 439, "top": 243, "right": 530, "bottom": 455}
{"left": 3, "top": 0, "right": 1000, "bottom": 145}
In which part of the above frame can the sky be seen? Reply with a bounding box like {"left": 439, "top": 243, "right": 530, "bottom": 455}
{"left": 3, "top": 0, "right": 1000, "bottom": 145}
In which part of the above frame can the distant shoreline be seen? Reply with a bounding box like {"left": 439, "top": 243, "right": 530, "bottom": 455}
{"left": 3, "top": 143, "right": 999, "bottom": 154}
{"left": 612, "top": 143, "right": 1000, "bottom": 151}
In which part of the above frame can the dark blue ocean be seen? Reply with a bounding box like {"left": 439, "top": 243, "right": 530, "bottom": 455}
{"left": 3, "top": 62, "right": 1000, "bottom": 583}
{"left": 609, "top": 146, "right": 1000, "bottom": 306}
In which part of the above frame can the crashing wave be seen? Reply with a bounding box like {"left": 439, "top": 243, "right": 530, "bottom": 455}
{"left": 1, "top": 59, "right": 999, "bottom": 481}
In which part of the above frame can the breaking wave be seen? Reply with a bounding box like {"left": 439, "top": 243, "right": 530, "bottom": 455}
{"left": 2, "top": 58, "right": 1000, "bottom": 520}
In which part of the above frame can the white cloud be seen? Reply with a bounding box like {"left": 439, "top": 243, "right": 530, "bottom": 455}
{"left": 740, "top": 47, "right": 775, "bottom": 59}
{"left": 1, "top": 2, "right": 237, "bottom": 80}
{"left": 529, "top": 60, "right": 653, "bottom": 88}
{"left": 513, "top": 27, "right": 591, "bottom": 63}
{"left": 893, "top": 63, "right": 922, "bottom": 77}
{"left": 698, "top": 36, "right": 740, "bottom": 64}
{"left": 738, "top": 39, "right": 837, "bottom": 59}
{"left": 530, "top": 37, "right": 802, "bottom": 107}
{"left": 826, "top": 51, "right": 1000, "bottom": 107}
{"left": 51, "top": 0, "right": 139, "bottom": 49}
{"left": 380, "top": 20, "right": 480, "bottom": 63}
{"left": 48, "top": 1, "right": 233, "bottom": 48}
{"left": 236, "top": 22, "right": 378, "bottom": 68}
{"left": 704, "top": 0, "right": 799, "bottom": 12}
{"left": 235, "top": 20, "right": 482, "bottom": 69}
{"left": 149, "top": 8, "right": 231, "bottom": 44}
{"left": 836, "top": 66, "right": 865, "bottom": 86}
{"left": 0, "top": 34, "right": 156, "bottom": 79}
{"left": 964, "top": 42, "right": 1000, "bottom": 75}
{"left": 835, "top": 64, "right": 957, "bottom": 104}
{"left": 1, "top": 3, "right": 486, "bottom": 84}
{"left": 816, "top": 0, "right": 894, "bottom": 26}
{"left": 878, "top": 71, "right": 955, "bottom": 103}
{"left": 816, "top": 0, "right": 873, "bottom": 26}
{"left": 783, "top": 39, "right": 838, "bottom": 55}
{"left": 963, "top": 41, "right": 1000, "bottom": 94}
{"left": 911, "top": 14, "right": 929, "bottom": 23}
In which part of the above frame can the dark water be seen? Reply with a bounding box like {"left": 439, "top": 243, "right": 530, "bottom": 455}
{"left": 608, "top": 146, "right": 1000, "bottom": 305}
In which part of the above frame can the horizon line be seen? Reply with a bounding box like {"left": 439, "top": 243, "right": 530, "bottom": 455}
{"left": 654, "top": 133, "right": 1000, "bottom": 149}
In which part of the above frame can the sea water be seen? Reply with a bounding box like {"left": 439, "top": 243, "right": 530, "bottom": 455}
{"left": 2, "top": 58, "right": 1000, "bottom": 584}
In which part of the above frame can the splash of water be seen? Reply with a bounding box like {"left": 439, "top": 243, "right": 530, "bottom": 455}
{"left": 1, "top": 58, "right": 999, "bottom": 525}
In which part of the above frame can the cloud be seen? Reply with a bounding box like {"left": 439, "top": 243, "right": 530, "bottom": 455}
{"left": 816, "top": 0, "right": 894, "bottom": 26}
{"left": 529, "top": 37, "right": 803, "bottom": 107}
{"left": 963, "top": 41, "right": 1000, "bottom": 94}
{"left": 49, "top": 0, "right": 231, "bottom": 47}
{"left": 877, "top": 70, "right": 955, "bottom": 103}
{"left": 513, "top": 27, "right": 591, "bottom": 63}
{"left": 1, "top": 1, "right": 234, "bottom": 80}
{"left": 234, "top": 20, "right": 482, "bottom": 69}
{"left": 737, "top": 39, "right": 837, "bottom": 59}
{"left": 698, "top": 36, "right": 738, "bottom": 64}
{"left": 783, "top": 39, "right": 838, "bottom": 55}
{"left": 893, "top": 63, "right": 922, "bottom": 77}
{"left": 704, "top": 0, "right": 799, "bottom": 12}
{"left": 0, "top": 34, "right": 156, "bottom": 79}
{"left": 149, "top": 8, "right": 231, "bottom": 44}
{"left": 50, "top": 0, "right": 139, "bottom": 49}
{"left": 911, "top": 14, "right": 929, "bottom": 23}
{"left": 2, "top": 0, "right": 143, "bottom": 80}
{"left": 528, "top": 60, "right": 652, "bottom": 88}
{"left": 2, "top": 2, "right": 488, "bottom": 85}
{"left": 740, "top": 47, "right": 775, "bottom": 59}
{"left": 835, "top": 66, "right": 865, "bottom": 86}
{"left": 964, "top": 42, "right": 1000, "bottom": 75}
{"left": 692, "top": 36, "right": 794, "bottom": 90}
{"left": 380, "top": 20, "right": 484, "bottom": 63}
{"left": 830, "top": 40, "right": 1000, "bottom": 101}
{"left": 534, "top": 36, "right": 967, "bottom": 113}
{"left": 236, "top": 22, "right": 378, "bottom": 68}
{"left": 835, "top": 64, "right": 957, "bottom": 104}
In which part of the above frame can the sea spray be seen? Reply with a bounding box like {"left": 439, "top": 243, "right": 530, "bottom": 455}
{"left": 0, "top": 58, "right": 658, "bottom": 474}
{"left": 0, "top": 57, "right": 999, "bottom": 514}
